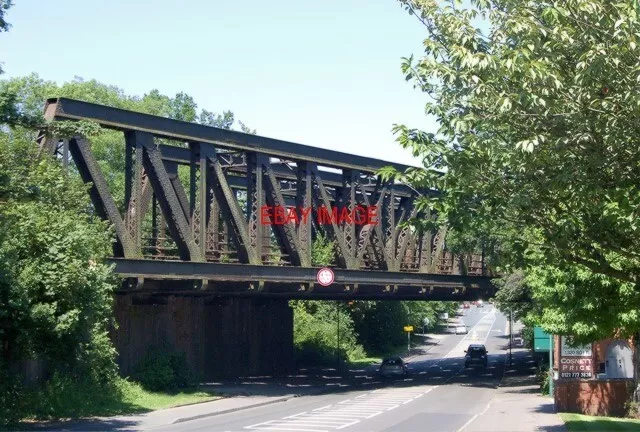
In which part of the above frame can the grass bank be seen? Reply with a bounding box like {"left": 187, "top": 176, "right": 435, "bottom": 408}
{"left": 5, "top": 378, "right": 219, "bottom": 428}
{"left": 559, "top": 413, "right": 640, "bottom": 431}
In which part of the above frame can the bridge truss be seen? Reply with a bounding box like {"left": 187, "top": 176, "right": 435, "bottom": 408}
{"left": 39, "top": 98, "right": 494, "bottom": 300}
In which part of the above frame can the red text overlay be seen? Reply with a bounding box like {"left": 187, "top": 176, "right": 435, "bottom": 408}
{"left": 260, "top": 205, "right": 378, "bottom": 225}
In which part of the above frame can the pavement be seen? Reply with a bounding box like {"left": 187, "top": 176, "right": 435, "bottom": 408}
{"left": 460, "top": 347, "right": 566, "bottom": 432}
{"left": 23, "top": 307, "right": 569, "bottom": 432}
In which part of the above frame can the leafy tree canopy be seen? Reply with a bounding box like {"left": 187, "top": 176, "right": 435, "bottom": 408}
{"left": 385, "top": 0, "right": 640, "bottom": 341}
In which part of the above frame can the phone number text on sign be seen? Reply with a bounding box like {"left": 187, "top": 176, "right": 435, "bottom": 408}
{"left": 560, "top": 357, "right": 593, "bottom": 379}
{"left": 561, "top": 336, "right": 592, "bottom": 357}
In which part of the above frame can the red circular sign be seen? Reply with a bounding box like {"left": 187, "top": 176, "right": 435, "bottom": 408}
{"left": 316, "top": 267, "right": 334, "bottom": 286}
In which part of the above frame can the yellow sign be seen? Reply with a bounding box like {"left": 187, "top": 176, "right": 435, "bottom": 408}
{"left": 404, "top": 326, "right": 414, "bottom": 332}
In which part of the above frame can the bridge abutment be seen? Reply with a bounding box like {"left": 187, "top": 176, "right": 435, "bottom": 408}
{"left": 112, "top": 294, "right": 294, "bottom": 380}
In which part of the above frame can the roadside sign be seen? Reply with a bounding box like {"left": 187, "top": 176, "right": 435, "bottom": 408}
{"left": 316, "top": 267, "right": 334, "bottom": 286}
{"left": 404, "top": 326, "right": 413, "bottom": 332}
{"left": 534, "top": 326, "right": 551, "bottom": 352}
{"left": 559, "top": 336, "right": 594, "bottom": 379}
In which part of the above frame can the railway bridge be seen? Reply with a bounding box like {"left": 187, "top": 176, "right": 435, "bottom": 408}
{"left": 39, "top": 98, "right": 496, "bottom": 378}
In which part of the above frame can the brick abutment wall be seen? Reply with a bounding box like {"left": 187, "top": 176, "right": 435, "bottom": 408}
{"left": 112, "top": 294, "right": 295, "bottom": 380}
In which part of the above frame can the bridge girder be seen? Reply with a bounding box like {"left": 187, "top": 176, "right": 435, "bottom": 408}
{"left": 41, "top": 98, "right": 494, "bottom": 299}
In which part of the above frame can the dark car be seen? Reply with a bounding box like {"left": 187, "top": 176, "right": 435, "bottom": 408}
{"left": 378, "top": 357, "right": 409, "bottom": 378}
{"left": 464, "top": 344, "right": 488, "bottom": 368}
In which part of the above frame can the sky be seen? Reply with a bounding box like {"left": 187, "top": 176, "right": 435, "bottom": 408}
{"left": 1, "top": 0, "right": 438, "bottom": 167}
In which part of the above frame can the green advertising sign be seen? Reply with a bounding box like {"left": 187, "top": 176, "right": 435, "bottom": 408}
{"left": 534, "top": 326, "right": 551, "bottom": 352}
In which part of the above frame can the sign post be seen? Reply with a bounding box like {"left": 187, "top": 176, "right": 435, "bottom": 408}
{"left": 404, "top": 326, "right": 414, "bottom": 352}
{"left": 549, "top": 333, "right": 554, "bottom": 399}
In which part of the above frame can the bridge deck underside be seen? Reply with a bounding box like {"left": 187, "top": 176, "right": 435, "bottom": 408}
{"left": 41, "top": 98, "right": 496, "bottom": 300}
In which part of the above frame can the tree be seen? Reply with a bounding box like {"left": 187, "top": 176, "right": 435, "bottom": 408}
{"left": 0, "top": 0, "right": 11, "bottom": 33}
{"left": 0, "top": 134, "right": 118, "bottom": 378}
{"left": 390, "top": 0, "right": 640, "bottom": 398}
{"left": 389, "top": 0, "right": 640, "bottom": 282}
{"left": 387, "top": 1, "right": 639, "bottom": 319}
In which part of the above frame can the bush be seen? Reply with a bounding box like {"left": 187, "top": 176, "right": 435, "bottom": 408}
{"left": 625, "top": 400, "right": 640, "bottom": 419}
{"left": 0, "top": 373, "right": 26, "bottom": 427}
{"left": 536, "top": 364, "right": 550, "bottom": 395}
{"left": 292, "top": 301, "right": 366, "bottom": 366}
{"left": 133, "top": 347, "right": 197, "bottom": 392}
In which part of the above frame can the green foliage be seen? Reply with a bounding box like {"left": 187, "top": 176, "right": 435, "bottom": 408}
{"left": 624, "top": 400, "right": 640, "bottom": 419}
{"left": 0, "top": 136, "right": 118, "bottom": 382}
{"left": 0, "top": 1, "right": 12, "bottom": 33}
{"left": 492, "top": 270, "right": 534, "bottom": 322}
{"left": 392, "top": 0, "right": 640, "bottom": 342}
{"left": 526, "top": 265, "right": 640, "bottom": 344}
{"left": 133, "top": 347, "right": 198, "bottom": 392}
{"left": 311, "top": 233, "right": 336, "bottom": 266}
{"left": 0, "top": 74, "right": 255, "bottom": 210}
{"left": 0, "top": 372, "right": 217, "bottom": 427}
{"left": 536, "top": 364, "right": 550, "bottom": 395}
{"left": 292, "top": 301, "right": 365, "bottom": 365}
{"left": 49, "top": 119, "right": 103, "bottom": 138}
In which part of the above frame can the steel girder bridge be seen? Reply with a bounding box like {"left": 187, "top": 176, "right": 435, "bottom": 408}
{"left": 39, "top": 98, "right": 495, "bottom": 301}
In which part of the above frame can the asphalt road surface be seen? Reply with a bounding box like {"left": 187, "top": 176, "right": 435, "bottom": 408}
{"left": 160, "top": 305, "right": 509, "bottom": 432}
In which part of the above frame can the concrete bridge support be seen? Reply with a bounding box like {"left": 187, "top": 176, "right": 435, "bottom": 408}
{"left": 112, "top": 294, "right": 294, "bottom": 380}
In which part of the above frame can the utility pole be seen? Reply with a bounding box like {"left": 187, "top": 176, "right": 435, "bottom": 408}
{"left": 336, "top": 301, "right": 341, "bottom": 373}
{"left": 509, "top": 309, "right": 513, "bottom": 367}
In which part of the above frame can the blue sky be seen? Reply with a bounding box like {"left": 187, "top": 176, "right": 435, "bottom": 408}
{"left": 2, "top": 0, "right": 437, "bottom": 166}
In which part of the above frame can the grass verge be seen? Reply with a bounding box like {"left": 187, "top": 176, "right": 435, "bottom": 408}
{"left": 348, "top": 357, "right": 382, "bottom": 368}
{"left": 117, "top": 380, "right": 220, "bottom": 411}
{"left": 559, "top": 413, "right": 640, "bottom": 431}
{"left": 7, "top": 378, "right": 220, "bottom": 428}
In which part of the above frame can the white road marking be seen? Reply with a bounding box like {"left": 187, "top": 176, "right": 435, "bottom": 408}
{"left": 456, "top": 400, "right": 492, "bottom": 432}
{"left": 246, "top": 310, "right": 501, "bottom": 432}
{"left": 244, "top": 386, "right": 433, "bottom": 431}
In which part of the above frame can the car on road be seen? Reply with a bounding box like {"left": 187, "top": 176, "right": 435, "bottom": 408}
{"left": 455, "top": 325, "right": 467, "bottom": 335}
{"left": 464, "top": 344, "right": 488, "bottom": 368}
{"left": 378, "top": 357, "right": 409, "bottom": 378}
{"left": 463, "top": 302, "right": 470, "bottom": 309}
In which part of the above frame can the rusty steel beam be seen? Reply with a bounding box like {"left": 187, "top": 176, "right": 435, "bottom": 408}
{"left": 156, "top": 143, "right": 421, "bottom": 197}
{"left": 107, "top": 257, "right": 494, "bottom": 290}
{"left": 45, "top": 97, "right": 421, "bottom": 173}
{"left": 68, "top": 136, "right": 138, "bottom": 258}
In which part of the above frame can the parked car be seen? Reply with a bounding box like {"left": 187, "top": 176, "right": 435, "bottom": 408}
{"left": 463, "top": 303, "right": 470, "bottom": 309}
{"left": 378, "top": 357, "right": 409, "bottom": 378}
{"left": 455, "top": 325, "right": 468, "bottom": 335}
{"left": 464, "top": 344, "right": 488, "bottom": 368}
